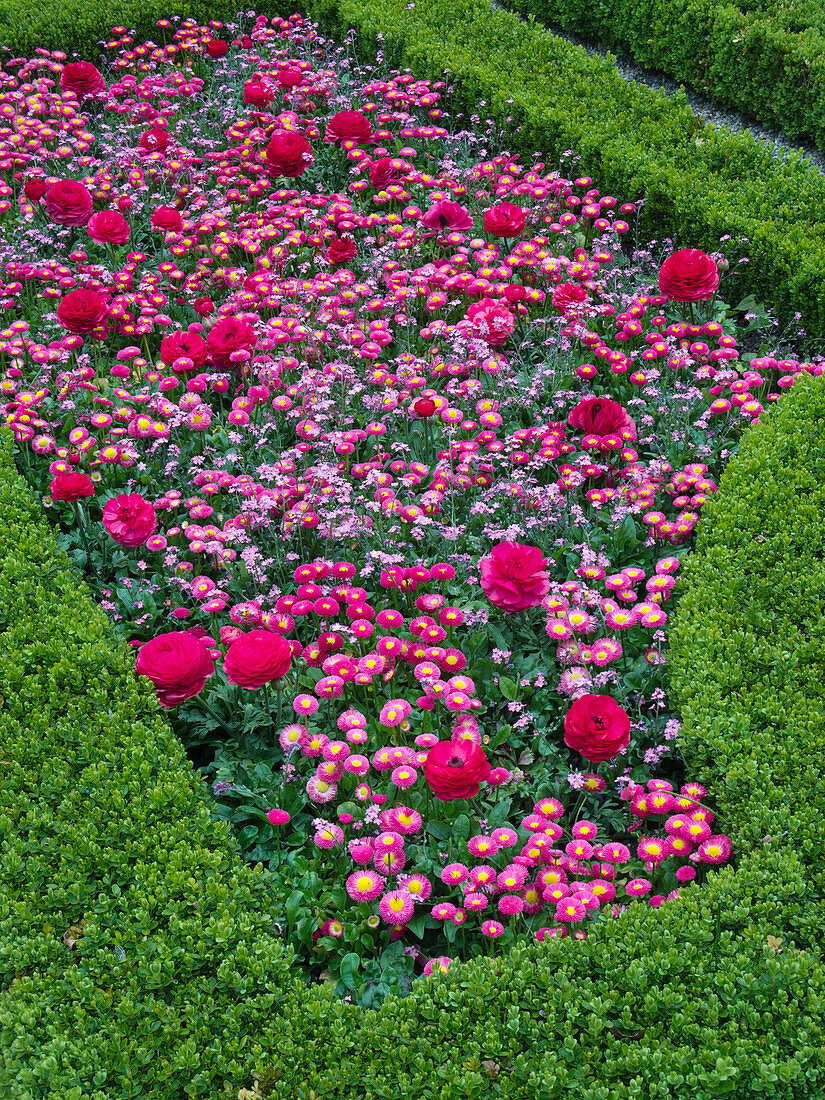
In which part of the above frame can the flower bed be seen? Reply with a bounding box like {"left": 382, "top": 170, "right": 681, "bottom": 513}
{"left": 1, "top": 10, "right": 824, "bottom": 1098}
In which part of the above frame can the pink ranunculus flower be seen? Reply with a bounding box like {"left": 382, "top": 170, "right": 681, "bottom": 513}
{"left": 563, "top": 694, "right": 631, "bottom": 763}
{"left": 224, "top": 629, "right": 292, "bottom": 689}
{"left": 424, "top": 739, "right": 491, "bottom": 801}
{"left": 483, "top": 201, "right": 526, "bottom": 238}
{"left": 44, "top": 179, "right": 93, "bottom": 227}
{"left": 420, "top": 199, "right": 473, "bottom": 231}
{"left": 135, "top": 630, "right": 215, "bottom": 708}
{"left": 479, "top": 541, "right": 551, "bottom": 612}
{"left": 658, "top": 249, "right": 720, "bottom": 302}
{"left": 552, "top": 282, "right": 589, "bottom": 314}
{"left": 567, "top": 396, "right": 636, "bottom": 441}
{"left": 102, "top": 493, "right": 157, "bottom": 547}
{"left": 466, "top": 298, "right": 514, "bottom": 346}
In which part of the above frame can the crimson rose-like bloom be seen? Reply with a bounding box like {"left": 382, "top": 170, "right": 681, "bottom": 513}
{"left": 151, "top": 205, "right": 183, "bottom": 232}
{"left": 24, "top": 179, "right": 48, "bottom": 202}
{"left": 139, "top": 127, "right": 170, "bottom": 153}
{"left": 206, "top": 40, "right": 229, "bottom": 58}
{"left": 265, "top": 131, "right": 313, "bottom": 178}
{"left": 425, "top": 739, "right": 491, "bottom": 801}
{"left": 479, "top": 541, "right": 550, "bottom": 612}
{"left": 50, "top": 471, "right": 94, "bottom": 501}
{"left": 57, "top": 288, "right": 108, "bottom": 333}
{"left": 324, "top": 110, "right": 373, "bottom": 144}
{"left": 326, "top": 237, "right": 357, "bottom": 265}
{"left": 224, "top": 629, "right": 292, "bottom": 689}
{"left": 160, "top": 330, "right": 208, "bottom": 371}
{"left": 207, "top": 316, "right": 257, "bottom": 367}
{"left": 420, "top": 199, "right": 473, "bottom": 232}
{"left": 563, "top": 694, "right": 631, "bottom": 762}
{"left": 244, "top": 80, "right": 275, "bottom": 109}
{"left": 44, "top": 179, "right": 93, "bottom": 227}
{"left": 87, "top": 210, "right": 130, "bottom": 245}
{"left": 552, "top": 282, "right": 589, "bottom": 314}
{"left": 369, "top": 156, "right": 400, "bottom": 190}
{"left": 568, "top": 396, "right": 636, "bottom": 440}
{"left": 102, "top": 493, "right": 157, "bottom": 547}
{"left": 466, "top": 298, "right": 514, "bottom": 347}
{"left": 136, "top": 631, "right": 215, "bottom": 708}
{"left": 60, "top": 62, "right": 106, "bottom": 100}
{"left": 658, "top": 249, "right": 719, "bottom": 302}
{"left": 483, "top": 202, "right": 526, "bottom": 238}
{"left": 277, "top": 67, "right": 305, "bottom": 89}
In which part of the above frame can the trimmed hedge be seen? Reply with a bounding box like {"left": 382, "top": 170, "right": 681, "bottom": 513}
{"left": 306, "top": 0, "right": 825, "bottom": 340}
{"left": 503, "top": 0, "right": 825, "bottom": 151}
{"left": 4, "top": 361, "right": 825, "bottom": 1097}
{"left": 0, "top": 427, "right": 353, "bottom": 1098}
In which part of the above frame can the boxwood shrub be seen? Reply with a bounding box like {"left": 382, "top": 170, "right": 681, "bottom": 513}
{"left": 4, "top": 361, "right": 825, "bottom": 1098}
{"left": 502, "top": 0, "right": 825, "bottom": 151}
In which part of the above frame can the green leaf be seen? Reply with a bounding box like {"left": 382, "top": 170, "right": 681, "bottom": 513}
{"left": 339, "top": 952, "right": 360, "bottom": 990}
{"left": 487, "top": 798, "right": 512, "bottom": 829}
{"left": 452, "top": 813, "right": 470, "bottom": 847}
{"left": 498, "top": 675, "right": 518, "bottom": 700}
{"left": 285, "top": 890, "right": 303, "bottom": 928}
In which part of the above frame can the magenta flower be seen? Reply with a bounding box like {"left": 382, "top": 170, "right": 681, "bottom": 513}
{"left": 102, "top": 493, "right": 157, "bottom": 548}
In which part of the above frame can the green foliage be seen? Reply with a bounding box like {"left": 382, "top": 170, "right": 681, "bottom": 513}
{"left": 503, "top": 0, "right": 825, "bottom": 151}
{"left": 304, "top": 0, "right": 825, "bottom": 339}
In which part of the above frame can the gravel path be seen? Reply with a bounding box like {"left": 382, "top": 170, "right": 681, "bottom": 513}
{"left": 499, "top": 6, "right": 825, "bottom": 174}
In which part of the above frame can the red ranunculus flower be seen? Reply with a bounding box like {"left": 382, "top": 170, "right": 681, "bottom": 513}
{"left": 102, "top": 492, "right": 157, "bottom": 547}
{"left": 552, "top": 282, "right": 589, "bottom": 314}
{"left": 277, "top": 67, "right": 305, "bottom": 89}
{"left": 324, "top": 110, "right": 373, "bottom": 144}
{"left": 160, "top": 330, "right": 208, "bottom": 371}
{"left": 658, "top": 249, "right": 719, "bottom": 302}
{"left": 483, "top": 201, "right": 526, "bottom": 238}
{"left": 265, "top": 131, "right": 313, "bottom": 178}
{"left": 206, "top": 39, "right": 229, "bottom": 58}
{"left": 424, "top": 739, "right": 491, "bottom": 801}
{"left": 44, "top": 179, "right": 93, "bottom": 227}
{"left": 420, "top": 199, "right": 473, "bottom": 231}
{"left": 466, "top": 297, "right": 514, "bottom": 346}
{"left": 151, "top": 205, "right": 183, "bottom": 232}
{"left": 87, "top": 210, "right": 130, "bottom": 245}
{"left": 24, "top": 179, "right": 48, "bottom": 202}
{"left": 568, "top": 396, "right": 636, "bottom": 440}
{"left": 56, "top": 288, "right": 108, "bottom": 333}
{"left": 369, "top": 156, "right": 400, "bottom": 190}
{"left": 207, "top": 315, "right": 257, "bottom": 367}
{"left": 563, "top": 694, "right": 631, "bottom": 762}
{"left": 193, "top": 297, "right": 215, "bottom": 317}
{"left": 60, "top": 61, "right": 106, "bottom": 100}
{"left": 326, "top": 237, "right": 357, "bottom": 265}
{"left": 136, "top": 630, "right": 215, "bottom": 708}
{"left": 243, "top": 80, "right": 275, "bottom": 109}
{"left": 50, "top": 471, "right": 94, "bottom": 501}
{"left": 413, "top": 397, "right": 436, "bottom": 418}
{"left": 224, "top": 629, "right": 292, "bottom": 689}
{"left": 139, "top": 127, "right": 170, "bottom": 153}
{"left": 479, "top": 541, "right": 551, "bottom": 612}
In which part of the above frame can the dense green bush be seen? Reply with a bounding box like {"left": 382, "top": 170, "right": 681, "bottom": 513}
{"left": 502, "top": 0, "right": 825, "bottom": 150}
{"left": 306, "top": 0, "right": 825, "bottom": 339}
{"left": 5, "top": 363, "right": 825, "bottom": 1097}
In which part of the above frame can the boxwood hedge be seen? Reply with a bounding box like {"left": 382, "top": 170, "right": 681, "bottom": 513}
{"left": 3, "top": 360, "right": 825, "bottom": 1098}
{"left": 502, "top": 0, "right": 825, "bottom": 151}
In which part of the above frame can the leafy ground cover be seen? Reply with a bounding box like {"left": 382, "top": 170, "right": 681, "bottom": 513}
{"left": 2, "top": 8, "right": 822, "bottom": 1019}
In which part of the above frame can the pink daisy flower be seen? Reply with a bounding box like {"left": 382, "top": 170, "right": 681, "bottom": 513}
{"left": 467, "top": 835, "right": 499, "bottom": 858}
{"left": 481, "top": 920, "right": 504, "bottom": 938}
{"left": 571, "top": 819, "right": 599, "bottom": 840}
{"left": 554, "top": 897, "right": 587, "bottom": 923}
{"left": 391, "top": 765, "right": 419, "bottom": 788}
{"left": 379, "top": 891, "right": 415, "bottom": 925}
{"left": 469, "top": 864, "right": 497, "bottom": 891}
{"left": 423, "top": 956, "right": 452, "bottom": 976}
{"left": 440, "top": 862, "right": 469, "bottom": 885}
{"left": 346, "top": 870, "right": 384, "bottom": 902}
{"left": 379, "top": 698, "right": 412, "bottom": 727}
{"left": 431, "top": 901, "right": 457, "bottom": 921}
{"left": 374, "top": 849, "right": 406, "bottom": 876}
{"left": 497, "top": 894, "right": 525, "bottom": 916}
{"left": 382, "top": 806, "right": 423, "bottom": 835}
{"left": 626, "top": 878, "right": 652, "bottom": 897}
{"left": 398, "top": 873, "right": 432, "bottom": 902}
{"left": 491, "top": 827, "right": 519, "bottom": 848}
{"left": 696, "top": 835, "right": 732, "bottom": 864}
{"left": 313, "top": 823, "right": 345, "bottom": 850}
{"left": 464, "top": 891, "right": 490, "bottom": 911}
